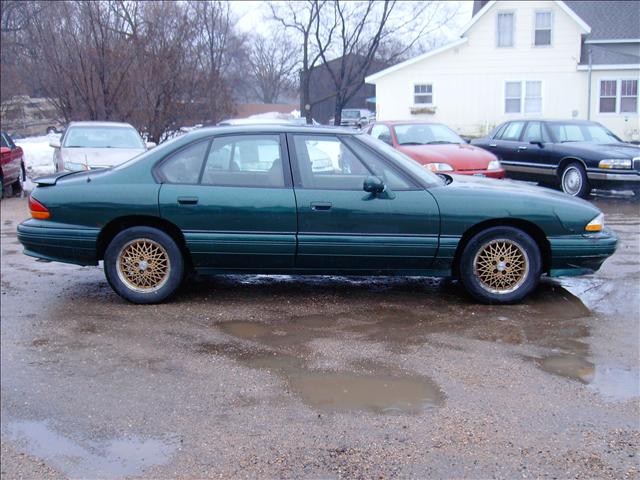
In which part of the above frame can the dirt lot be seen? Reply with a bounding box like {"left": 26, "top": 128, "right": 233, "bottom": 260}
{"left": 1, "top": 194, "right": 639, "bottom": 479}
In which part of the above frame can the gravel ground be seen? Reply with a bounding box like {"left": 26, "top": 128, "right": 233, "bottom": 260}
{"left": 1, "top": 194, "right": 638, "bottom": 479}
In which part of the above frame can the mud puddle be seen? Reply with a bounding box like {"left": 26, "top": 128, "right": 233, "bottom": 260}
{"left": 3, "top": 419, "right": 176, "bottom": 479}
{"left": 288, "top": 372, "right": 443, "bottom": 413}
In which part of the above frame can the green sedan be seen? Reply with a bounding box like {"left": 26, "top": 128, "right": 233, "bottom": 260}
{"left": 17, "top": 126, "right": 617, "bottom": 304}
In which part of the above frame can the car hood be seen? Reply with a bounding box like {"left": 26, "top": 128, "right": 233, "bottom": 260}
{"left": 61, "top": 147, "right": 145, "bottom": 167}
{"left": 430, "top": 174, "right": 602, "bottom": 236}
{"left": 559, "top": 142, "right": 640, "bottom": 159}
{"left": 397, "top": 143, "right": 496, "bottom": 170}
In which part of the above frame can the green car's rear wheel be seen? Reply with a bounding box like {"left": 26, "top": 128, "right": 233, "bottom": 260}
{"left": 104, "top": 226, "right": 184, "bottom": 304}
{"left": 459, "top": 227, "right": 541, "bottom": 304}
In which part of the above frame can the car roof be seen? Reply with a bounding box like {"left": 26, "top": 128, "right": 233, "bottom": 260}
{"left": 374, "top": 120, "right": 444, "bottom": 126}
{"left": 67, "top": 121, "right": 137, "bottom": 128}
{"left": 499, "top": 119, "right": 599, "bottom": 125}
{"left": 183, "top": 124, "right": 360, "bottom": 137}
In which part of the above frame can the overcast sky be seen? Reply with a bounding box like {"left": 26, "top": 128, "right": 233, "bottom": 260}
{"left": 232, "top": 1, "right": 475, "bottom": 39}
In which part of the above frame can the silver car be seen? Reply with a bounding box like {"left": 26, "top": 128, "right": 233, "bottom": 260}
{"left": 50, "top": 122, "right": 155, "bottom": 172}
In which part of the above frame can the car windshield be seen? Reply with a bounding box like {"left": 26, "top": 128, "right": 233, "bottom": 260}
{"left": 356, "top": 134, "right": 443, "bottom": 187}
{"left": 64, "top": 126, "right": 145, "bottom": 149}
{"left": 547, "top": 123, "right": 623, "bottom": 144}
{"left": 393, "top": 124, "right": 463, "bottom": 145}
{"left": 342, "top": 110, "right": 360, "bottom": 119}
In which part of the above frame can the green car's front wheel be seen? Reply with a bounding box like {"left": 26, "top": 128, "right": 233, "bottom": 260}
{"left": 459, "top": 227, "right": 542, "bottom": 304}
{"left": 104, "top": 226, "right": 184, "bottom": 304}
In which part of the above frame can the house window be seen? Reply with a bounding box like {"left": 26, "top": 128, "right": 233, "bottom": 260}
{"left": 497, "top": 12, "right": 514, "bottom": 47}
{"left": 599, "top": 80, "right": 617, "bottom": 113}
{"left": 524, "top": 81, "right": 542, "bottom": 114}
{"left": 505, "top": 82, "right": 521, "bottom": 113}
{"left": 414, "top": 84, "right": 433, "bottom": 105}
{"left": 620, "top": 79, "right": 638, "bottom": 113}
{"left": 505, "top": 81, "right": 542, "bottom": 114}
{"left": 534, "top": 11, "right": 552, "bottom": 46}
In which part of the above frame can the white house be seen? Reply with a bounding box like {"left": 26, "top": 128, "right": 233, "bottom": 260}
{"left": 366, "top": 0, "right": 640, "bottom": 141}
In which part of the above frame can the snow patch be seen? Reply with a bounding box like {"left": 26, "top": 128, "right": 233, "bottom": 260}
{"left": 16, "top": 134, "right": 57, "bottom": 178}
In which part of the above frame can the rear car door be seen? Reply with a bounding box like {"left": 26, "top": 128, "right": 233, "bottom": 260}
{"left": 287, "top": 133, "right": 440, "bottom": 272}
{"left": 158, "top": 134, "right": 297, "bottom": 269}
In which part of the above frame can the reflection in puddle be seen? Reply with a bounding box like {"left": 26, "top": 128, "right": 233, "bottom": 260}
{"left": 219, "top": 321, "right": 272, "bottom": 339}
{"left": 288, "top": 372, "right": 443, "bottom": 413}
{"left": 538, "top": 355, "right": 595, "bottom": 383}
{"left": 203, "top": 321, "right": 445, "bottom": 415}
{"left": 200, "top": 278, "right": 637, "bottom": 407}
{"left": 3, "top": 420, "right": 176, "bottom": 479}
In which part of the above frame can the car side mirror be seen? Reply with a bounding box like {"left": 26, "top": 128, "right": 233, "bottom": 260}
{"left": 146, "top": 141, "right": 156, "bottom": 149}
{"left": 49, "top": 137, "right": 61, "bottom": 148}
{"left": 378, "top": 134, "right": 392, "bottom": 145}
{"left": 363, "top": 175, "right": 385, "bottom": 194}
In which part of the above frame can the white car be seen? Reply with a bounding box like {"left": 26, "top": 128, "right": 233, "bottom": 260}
{"left": 50, "top": 122, "right": 155, "bottom": 172}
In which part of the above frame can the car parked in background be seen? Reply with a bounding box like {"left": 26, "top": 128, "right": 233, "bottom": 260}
{"left": 1, "top": 131, "right": 25, "bottom": 198}
{"left": 471, "top": 120, "right": 640, "bottom": 198}
{"left": 332, "top": 109, "right": 375, "bottom": 129}
{"left": 50, "top": 121, "right": 155, "bottom": 172}
{"left": 367, "top": 121, "right": 504, "bottom": 178}
{"left": 18, "top": 125, "right": 616, "bottom": 305}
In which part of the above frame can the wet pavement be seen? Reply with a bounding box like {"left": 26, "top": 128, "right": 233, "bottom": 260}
{"left": 1, "top": 194, "right": 639, "bottom": 479}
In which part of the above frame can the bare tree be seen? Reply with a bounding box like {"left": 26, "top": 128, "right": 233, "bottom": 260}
{"left": 4, "top": 0, "right": 242, "bottom": 141}
{"left": 315, "top": 0, "right": 461, "bottom": 125}
{"left": 247, "top": 32, "right": 298, "bottom": 103}
{"left": 269, "top": 0, "right": 335, "bottom": 123}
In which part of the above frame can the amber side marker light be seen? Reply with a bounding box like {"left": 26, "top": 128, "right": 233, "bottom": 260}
{"left": 585, "top": 213, "right": 604, "bottom": 232}
{"left": 29, "top": 196, "right": 50, "bottom": 220}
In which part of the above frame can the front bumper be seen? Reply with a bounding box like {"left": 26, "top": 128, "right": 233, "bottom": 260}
{"left": 453, "top": 168, "right": 505, "bottom": 179}
{"left": 548, "top": 227, "right": 617, "bottom": 277}
{"left": 17, "top": 219, "right": 100, "bottom": 266}
{"left": 587, "top": 169, "right": 640, "bottom": 190}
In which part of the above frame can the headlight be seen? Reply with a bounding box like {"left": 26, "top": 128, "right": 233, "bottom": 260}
{"left": 426, "top": 162, "right": 454, "bottom": 172}
{"left": 487, "top": 159, "right": 502, "bottom": 170}
{"left": 598, "top": 159, "right": 631, "bottom": 169}
{"left": 585, "top": 213, "right": 604, "bottom": 232}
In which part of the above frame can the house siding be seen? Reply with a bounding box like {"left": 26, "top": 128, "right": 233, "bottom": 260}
{"left": 370, "top": 0, "right": 639, "bottom": 140}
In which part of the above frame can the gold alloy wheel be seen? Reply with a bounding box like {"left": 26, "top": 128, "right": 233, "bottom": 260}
{"left": 473, "top": 238, "right": 529, "bottom": 294}
{"left": 116, "top": 239, "right": 171, "bottom": 293}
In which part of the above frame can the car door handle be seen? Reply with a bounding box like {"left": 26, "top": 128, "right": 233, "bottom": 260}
{"left": 311, "top": 202, "right": 332, "bottom": 211}
{"left": 517, "top": 145, "right": 528, "bottom": 150}
{"left": 177, "top": 196, "right": 199, "bottom": 205}
{"left": 489, "top": 143, "right": 497, "bottom": 147}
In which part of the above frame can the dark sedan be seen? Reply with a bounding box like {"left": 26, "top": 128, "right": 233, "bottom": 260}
{"left": 471, "top": 120, "right": 640, "bottom": 198}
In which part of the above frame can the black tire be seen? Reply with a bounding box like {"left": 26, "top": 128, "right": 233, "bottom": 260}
{"left": 459, "top": 226, "right": 542, "bottom": 304}
{"left": 560, "top": 162, "right": 590, "bottom": 198}
{"left": 104, "top": 226, "right": 184, "bottom": 304}
{"left": 11, "top": 176, "right": 22, "bottom": 196}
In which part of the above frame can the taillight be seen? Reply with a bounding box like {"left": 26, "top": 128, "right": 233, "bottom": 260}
{"left": 29, "top": 195, "right": 50, "bottom": 220}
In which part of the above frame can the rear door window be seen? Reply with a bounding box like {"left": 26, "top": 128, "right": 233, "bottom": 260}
{"left": 157, "top": 140, "right": 209, "bottom": 184}
{"left": 201, "top": 135, "right": 284, "bottom": 187}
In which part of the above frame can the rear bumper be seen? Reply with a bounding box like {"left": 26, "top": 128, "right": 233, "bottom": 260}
{"left": 453, "top": 168, "right": 505, "bottom": 179}
{"left": 548, "top": 227, "right": 617, "bottom": 276}
{"left": 17, "top": 219, "right": 99, "bottom": 266}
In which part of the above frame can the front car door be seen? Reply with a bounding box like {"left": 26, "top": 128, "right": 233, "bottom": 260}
{"left": 515, "top": 121, "right": 556, "bottom": 182}
{"left": 493, "top": 121, "right": 526, "bottom": 178}
{"left": 287, "top": 132, "right": 440, "bottom": 272}
{"left": 157, "top": 133, "right": 297, "bottom": 270}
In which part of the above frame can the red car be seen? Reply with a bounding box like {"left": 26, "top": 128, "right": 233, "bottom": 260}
{"left": 1, "top": 131, "right": 25, "bottom": 198}
{"left": 367, "top": 121, "right": 505, "bottom": 179}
